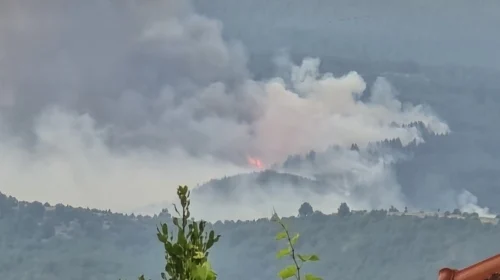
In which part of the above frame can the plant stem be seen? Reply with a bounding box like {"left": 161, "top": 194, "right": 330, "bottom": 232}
{"left": 278, "top": 220, "right": 301, "bottom": 280}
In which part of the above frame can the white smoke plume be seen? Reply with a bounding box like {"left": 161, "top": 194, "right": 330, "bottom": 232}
{"left": 2, "top": 0, "right": 485, "bottom": 221}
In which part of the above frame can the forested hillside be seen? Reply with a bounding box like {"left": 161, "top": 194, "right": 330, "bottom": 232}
{"left": 1, "top": 191, "right": 500, "bottom": 280}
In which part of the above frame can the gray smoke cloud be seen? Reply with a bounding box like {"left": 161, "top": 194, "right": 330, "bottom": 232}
{"left": 1, "top": 0, "right": 479, "bottom": 220}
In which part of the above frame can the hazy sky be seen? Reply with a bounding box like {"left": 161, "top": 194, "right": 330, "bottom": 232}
{"left": 194, "top": 0, "right": 500, "bottom": 69}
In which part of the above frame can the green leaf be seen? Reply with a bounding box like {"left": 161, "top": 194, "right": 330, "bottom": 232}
{"left": 278, "top": 265, "right": 297, "bottom": 279}
{"left": 298, "top": 254, "right": 320, "bottom": 262}
{"left": 206, "top": 270, "right": 217, "bottom": 280}
{"left": 193, "top": 251, "right": 206, "bottom": 260}
{"left": 214, "top": 234, "right": 221, "bottom": 243}
{"left": 198, "top": 220, "right": 206, "bottom": 234}
{"left": 192, "top": 222, "right": 200, "bottom": 238}
{"left": 173, "top": 204, "right": 180, "bottom": 216}
{"left": 161, "top": 223, "right": 169, "bottom": 235}
{"left": 276, "top": 247, "right": 291, "bottom": 259}
{"left": 166, "top": 243, "right": 183, "bottom": 257}
{"left": 191, "top": 261, "right": 217, "bottom": 280}
{"left": 290, "top": 233, "right": 300, "bottom": 245}
{"left": 275, "top": 231, "right": 287, "bottom": 240}
{"left": 191, "top": 263, "right": 208, "bottom": 280}
{"left": 157, "top": 232, "right": 167, "bottom": 243}
{"left": 165, "top": 263, "right": 174, "bottom": 276}
{"left": 177, "top": 229, "right": 187, "bottom": 246}
{"left": 305, "top": 273, "right": 323, "bottom": 280}
{"left": 206, "top": 230, "right": 217, "bottom": 250}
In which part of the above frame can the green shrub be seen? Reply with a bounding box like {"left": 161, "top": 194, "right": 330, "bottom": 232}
{"left": 133, "top": 186, "right": 321, "bottom": 280}
{"left": 135, "top": 186, "right": 220, "bottom": 280}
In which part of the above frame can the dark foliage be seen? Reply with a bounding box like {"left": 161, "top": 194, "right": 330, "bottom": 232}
{"left": 298, "top": 202, "right": 314, "bottom": 217}
{"left": 0, "top": 191, "right": 499, "bottom": 280}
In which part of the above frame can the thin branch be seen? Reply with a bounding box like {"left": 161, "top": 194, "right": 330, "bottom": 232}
{"left": 277, "top": 217, "right": 301, "bottom": 280}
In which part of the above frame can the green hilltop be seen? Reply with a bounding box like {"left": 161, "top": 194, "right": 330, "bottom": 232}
{"left": 1, "top": 190, "right": 500, "bottom": 280}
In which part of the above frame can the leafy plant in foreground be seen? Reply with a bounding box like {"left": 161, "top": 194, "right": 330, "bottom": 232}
{"left": 136, "top": 186, "right": 221, "bottom": 280}
{"left": 273, "top": 210, "right": 323, "bottom": 280}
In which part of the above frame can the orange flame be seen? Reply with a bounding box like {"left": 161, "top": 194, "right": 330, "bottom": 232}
{"left": 247, "top": 156, "right": 264, "bottom": 169}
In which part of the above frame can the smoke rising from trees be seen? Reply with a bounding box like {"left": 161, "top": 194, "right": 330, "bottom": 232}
{"left": 1, "top": 0, "right": 485, "bottom": 220}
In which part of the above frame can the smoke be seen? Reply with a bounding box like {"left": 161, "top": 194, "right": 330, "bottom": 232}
{"left": 0, "top": 0, "right": 486, "bottom": 220}
{"left": 189, "top": 149, "right": 411, "bottom": 221}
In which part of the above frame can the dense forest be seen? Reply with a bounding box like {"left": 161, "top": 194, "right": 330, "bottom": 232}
{"left": 1, "top": 191, "right": 500, "bottom": 280}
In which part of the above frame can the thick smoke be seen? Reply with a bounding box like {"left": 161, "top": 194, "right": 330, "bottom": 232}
{"left": 1, "top": 0, "right": 484, "bottom": 221}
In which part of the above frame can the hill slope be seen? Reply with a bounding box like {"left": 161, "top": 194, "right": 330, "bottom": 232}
{"left": 1, "top": 192, "right": 500, "bottom": 280}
